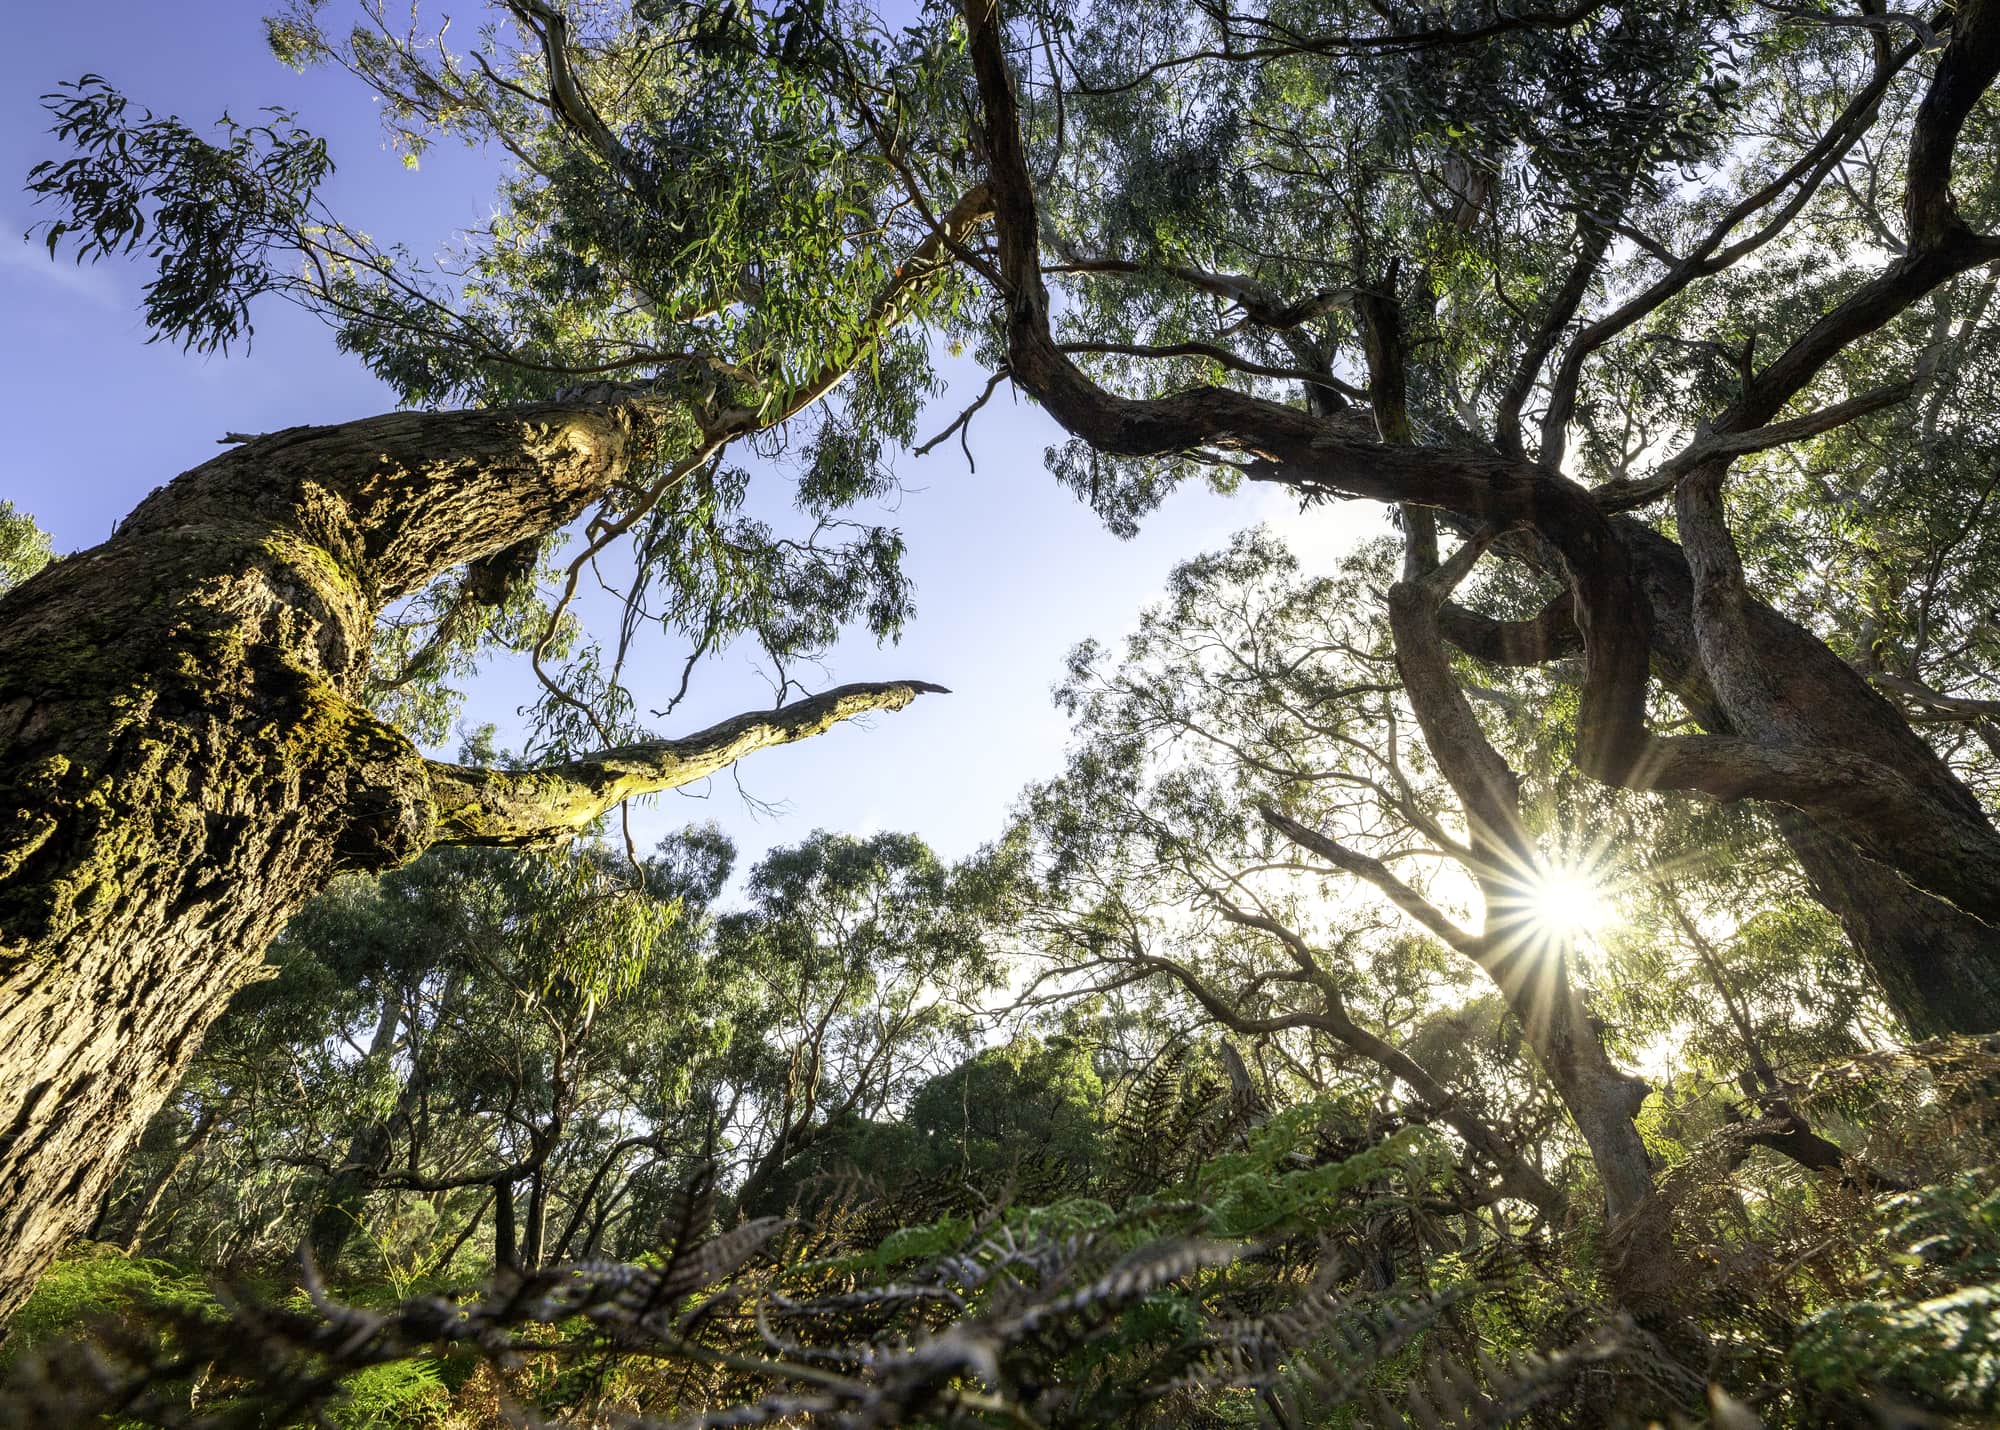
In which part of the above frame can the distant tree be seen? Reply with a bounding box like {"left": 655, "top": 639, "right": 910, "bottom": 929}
{"left": 901, "top": 1034, "right": 1109, "bottom": 1181}
{"left": 714, "top": 830, "right": 1005, "bottom": 1214}
{"left": 87, "top": 829, "right": 738, "bottom": 1279}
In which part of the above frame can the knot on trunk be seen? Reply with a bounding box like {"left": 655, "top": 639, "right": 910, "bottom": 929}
{"left": 327, "top": 705, "right": 434, "bottom": 873}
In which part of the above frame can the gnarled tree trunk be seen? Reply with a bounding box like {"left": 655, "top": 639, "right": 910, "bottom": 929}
{"left": 1448, "top": 519, "right": 2000, "bottom": 1035}
{"left": 1625, "top": 524, "right": 2000, "bottom": 1034}
{"left": 0, "top": 399, "right": 937, "bottom": 1321}
{"left": 959, "top": 0, "right": 2000, "bottom": 1039}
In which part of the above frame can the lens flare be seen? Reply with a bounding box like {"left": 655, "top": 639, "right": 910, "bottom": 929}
{"left": 1530, "top": 865, "right": 1610, "bottom": 938}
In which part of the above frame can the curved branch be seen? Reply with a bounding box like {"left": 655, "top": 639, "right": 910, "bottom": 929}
{"left": 427, "top": 680, "right": 947, "bottom": 846}
{"left": 1537, "top": 30, "right": 1921, "bottom": 463}
{"left": 1906, "top": 0, "right": 2000, "bottom": 249}
{"left": 1710, "top": 1, "right": 2000, "bottom": 435}
{"left": 1257, "top": 805, "right": 1485, "bottom": 957}
{"left": 1437, "top": 595, "right": 1581, "bottom": 667}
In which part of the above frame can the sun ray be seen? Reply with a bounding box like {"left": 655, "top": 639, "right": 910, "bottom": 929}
{"left": 1531, "top": 864, "right": 1611, "bottom": 938}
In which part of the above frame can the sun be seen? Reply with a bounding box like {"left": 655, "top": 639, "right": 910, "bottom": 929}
{"left": 1528, "top": 864, "right": 1612, "bottom": 940}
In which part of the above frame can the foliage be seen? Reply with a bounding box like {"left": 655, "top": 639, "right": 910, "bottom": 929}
{"left": 0, "top": 502, "right": 54, "bottom": 595}
{"left": 17, "top": 0, "right": 2000, "bottom": 1421}
{"left": 26, "top": 0, "right": 979, "bottom": 760}
{"left": 1790, "top": 1171, "right": 2000, "bottom": 1416}
{"left": 26, "top": 76, "right": 330, "bottom": 353}
{"left": 0, "top": 1244, "right": 214, "bottom": 1365}
{"left": 0, "top": 1108, "right": 1514, "bottom": 1428}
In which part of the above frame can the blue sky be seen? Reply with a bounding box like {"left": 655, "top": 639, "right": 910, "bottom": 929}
{"left": 1, "top": 1, "right": 1381, "bottom": 874}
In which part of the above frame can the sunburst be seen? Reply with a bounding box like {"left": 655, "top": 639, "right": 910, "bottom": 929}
{"left": 1485, "top": 841, "right": 1623, "bottom": 962}
{"left": 1528, "top": 862, "right": 1612, "bottom": 939}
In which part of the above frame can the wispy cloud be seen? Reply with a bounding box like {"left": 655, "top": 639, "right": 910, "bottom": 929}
{"left": 0, "top": 224, "right": 123, "bottom": 309}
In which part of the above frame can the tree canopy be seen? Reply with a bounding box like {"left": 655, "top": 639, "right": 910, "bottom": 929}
{"left": 8, "top": 0, "right": 2000, "bottom": 1423}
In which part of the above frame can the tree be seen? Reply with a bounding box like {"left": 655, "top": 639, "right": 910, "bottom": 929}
{"left": 0, "top": 504, "right": 53, "bottom": 595}
{"left": 275, "top": 835, "right": 733, "bottom": 1276}
{"left": 1018, "top": 528, "right": 1913, "bottom": 1314}
{"left": 955, "top": 0, "right": 2000, "bottom": 1037}
{"left": 1, "top": 0, "right": 979, "bottom": 1316}
{"left": 710, "top": 830, "right": 1004, "bottom": 1214}
{"left": 85, "top": 824, "right": 1006, "bottom": 1284}
{"left": 15, "top": 0, "right": 2000, "bottom": 1397}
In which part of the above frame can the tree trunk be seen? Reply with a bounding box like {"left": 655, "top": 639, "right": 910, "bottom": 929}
{"left": 1446, "top": 520, "right": 2000, "bottom": 1036}
{"left": 306, "top": 987, "right": 406, "bottom": 1271}
{"left": 1620, "top": 521, "right": 2000, "bottom": 1034}
{"left": 493, "top": 1176, "right": 519, "bottom": 1272}
{"left": 523, "top": 1167, "right": 549, "bottom": 1271}
{"left": 1379, "top": 560, "right": 1679, "bottom": 1313}
{"left": 0, "top": 400, "right": 938, "bottom": 1322}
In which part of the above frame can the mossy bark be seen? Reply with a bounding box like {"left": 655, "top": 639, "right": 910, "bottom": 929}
{"left": 0, "top": 400, "right": 660, "bottom": 1321}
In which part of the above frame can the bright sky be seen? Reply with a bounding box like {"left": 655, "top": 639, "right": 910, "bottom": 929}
{"left": 1, "top": 1, "right": 1382, "bottom": 875}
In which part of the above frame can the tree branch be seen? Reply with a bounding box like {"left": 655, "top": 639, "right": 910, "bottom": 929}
{"left": 1048, "top": 253, "right": 1361, "bottom": 339}
{"left": 427, "top": 680, "right": 946, "bottom": 846}
{"left": 1437, "top": 595, "right": 1582, "bottom": 667}
{"left": 1256, "top": 805, "right": 1485, "bottom": 957}
{"left": 1598, "top": 379, "right": 1924, "bottom": 511}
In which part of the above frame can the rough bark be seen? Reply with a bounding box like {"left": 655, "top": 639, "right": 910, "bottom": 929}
{"left": 0, "top": 399, "right": 939, "bottom": 1321}
{"left": 960, "top": 0, "right": 2000, "bottom": 1034}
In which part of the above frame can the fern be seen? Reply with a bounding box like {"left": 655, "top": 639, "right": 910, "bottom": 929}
{"left": 1790, "top": 1169, "right": 2000, "bottom": 1415}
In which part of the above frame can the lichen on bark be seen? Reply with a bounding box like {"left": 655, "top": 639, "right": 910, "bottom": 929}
{"left": 0, "top": 395, "right": 938, "bottom": 1323}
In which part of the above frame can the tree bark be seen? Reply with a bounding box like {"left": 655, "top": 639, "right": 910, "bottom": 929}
{"left": 1618, "top": 522, "right": 2000, "bottom": 1034}
{"left": 0, "top": 399, "right": 939, "bottom": 1321}
{"left": 960, "top": 0, "right": 2000, "bottom": 1035}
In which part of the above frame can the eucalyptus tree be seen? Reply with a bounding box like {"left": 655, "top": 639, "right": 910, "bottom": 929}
{"left": 1015, "top": 533, "right": 1569, "bottom": 1223}
{"left": 1019, "top": 528, "right": 1896, "bottom": 1311}
{"left": 709, "top": 830, "right": 1005, "bottom": 1214}
{"left": 954, "top": 0, "right": 2000, "bottom": 1043}
{"left": 287, "top": 833, "right": 744, "bottom": 1276}
{"left": 1, "top": 0, "right": 979, "bottom": 1312}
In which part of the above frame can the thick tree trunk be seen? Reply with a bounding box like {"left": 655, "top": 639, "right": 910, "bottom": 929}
{"left": 1620, "top": 522, "right": 2000, "bottom": 1034}
{"left": 0, "top": 400, "right": 938, "bottom": 1322}
{"left": 0, "top": 405, "right": 640, "bottom": 1321}
{"left": 1781, "top": 815, "right": 2000, "bottom": 1033}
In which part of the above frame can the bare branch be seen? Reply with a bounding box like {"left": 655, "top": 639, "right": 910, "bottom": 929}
{"left": 428, "top": 681, "right": 947, "bottom": 846}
